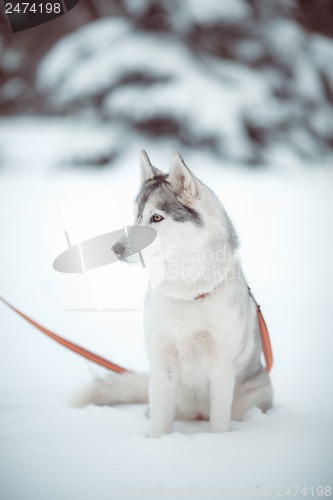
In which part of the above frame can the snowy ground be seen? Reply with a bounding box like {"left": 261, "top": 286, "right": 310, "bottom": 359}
{"left": 0, "top": 118, "right": 333, "bottom": 500}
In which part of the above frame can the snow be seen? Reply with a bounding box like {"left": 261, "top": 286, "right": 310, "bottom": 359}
{"left": 37, "top": 18, "right": 271, "bottom": 162}
{"left": 35, "top": 17, "right": 333, "bottom": 166}
{"left": 35, "top": 17, "right": 333, "bottom": 167}
{"left": 311, "top": 34, "right": 333, "bottom": 91}
{"left": 0, "top": 117, "right": 333, "bottom": 499}
{"left": 0, "top": 117, "right": 120, "bottom": 171}
{"left": 264, "top": 20, "right": 306, "bottom": 67}
{"left": 37, "top": 18, "right": 132, "bottom": 98}
{"left": 185, "top": 0, "right": 251, "bottom": 23}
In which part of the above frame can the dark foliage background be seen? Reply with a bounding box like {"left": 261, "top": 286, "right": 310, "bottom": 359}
{"left": 1, "top": 0, "right": 333, "bottom": 165}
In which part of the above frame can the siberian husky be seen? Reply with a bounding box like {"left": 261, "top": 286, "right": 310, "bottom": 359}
{"left": 75, "top": 151, "right": 273, "bottom": 437}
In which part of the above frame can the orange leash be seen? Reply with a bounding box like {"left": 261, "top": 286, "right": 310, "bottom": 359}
{"left": 257, "top": 306, "right": 273, "bottom": 372}
{"left": 1, "top": 290, "right": 272, "bottom": 373}
{"left": 248, "top": 288, "right": 273, "bottom": 372}
{"left": 0, "top": 295, "right": 128, "bottom": 374}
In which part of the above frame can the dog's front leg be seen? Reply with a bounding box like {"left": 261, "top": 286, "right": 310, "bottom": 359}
{"left": 149, "top": 369, "right": 177, "bottom": 438}
{"left": 209, "top": 364, "right": 235, "bottom": 433}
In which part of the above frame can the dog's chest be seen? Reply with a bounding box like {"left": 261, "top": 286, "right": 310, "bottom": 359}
{"left": 145, "top": 290, "right": 244, "bottom": 371}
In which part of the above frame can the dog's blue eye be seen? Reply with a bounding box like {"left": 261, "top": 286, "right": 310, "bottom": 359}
{"left": 150, "top": 214, "right": 164, "bottom": 223}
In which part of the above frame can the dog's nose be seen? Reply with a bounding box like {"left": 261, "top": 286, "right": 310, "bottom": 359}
{"left": 112, "top": 241, "right": 125, "bottom": 259}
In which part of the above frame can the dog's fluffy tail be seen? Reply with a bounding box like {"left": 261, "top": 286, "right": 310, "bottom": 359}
{"left": 72, "top": 372, "right": 149, "bottom": 408}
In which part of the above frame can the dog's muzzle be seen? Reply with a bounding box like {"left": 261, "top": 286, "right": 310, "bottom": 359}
{"left": 112, "top": 240, "right": 127, "bottom": 260}
{"left": 111, "top": 226, "right": 157, "bottom": 262}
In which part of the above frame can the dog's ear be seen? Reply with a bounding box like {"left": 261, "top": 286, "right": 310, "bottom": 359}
{"left": 140, "top": 150, "right": 163, "bottom": 182}
{"left": 168, "top": 153, "right": 199, "bottom": 202}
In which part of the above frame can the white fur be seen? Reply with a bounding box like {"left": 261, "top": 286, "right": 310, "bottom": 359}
{"left": 74, "top": 152, "right": 272, "bottom": 437}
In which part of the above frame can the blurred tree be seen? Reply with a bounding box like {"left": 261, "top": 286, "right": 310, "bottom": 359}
{"left": 1, "top": 0, "right": 332, "bottom": 165}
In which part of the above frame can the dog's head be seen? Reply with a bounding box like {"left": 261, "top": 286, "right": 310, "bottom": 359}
{"left": 135, "top": 150, "right": 203, "bottom": 235}
{"left": 112, "top": 151, "right": 207, "bottom": 261}
{"left": 112, "top": 151, "right": 239, "bottom": 295}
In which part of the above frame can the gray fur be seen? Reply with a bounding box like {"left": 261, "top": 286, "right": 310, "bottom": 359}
{"left": 136, "top": 176, "right": 202, "bottom": 226}
{"left": 140, "top": 150, "right": 163, "bottom": 182}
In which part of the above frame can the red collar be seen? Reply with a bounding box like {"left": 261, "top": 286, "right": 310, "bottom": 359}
{"left": 194, "top": 291, "right": 210, "bottom": 300}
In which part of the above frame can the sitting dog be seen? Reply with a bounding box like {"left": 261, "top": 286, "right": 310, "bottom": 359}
{"left": 76, "top": 151, "right": 273, "bottom": 437}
